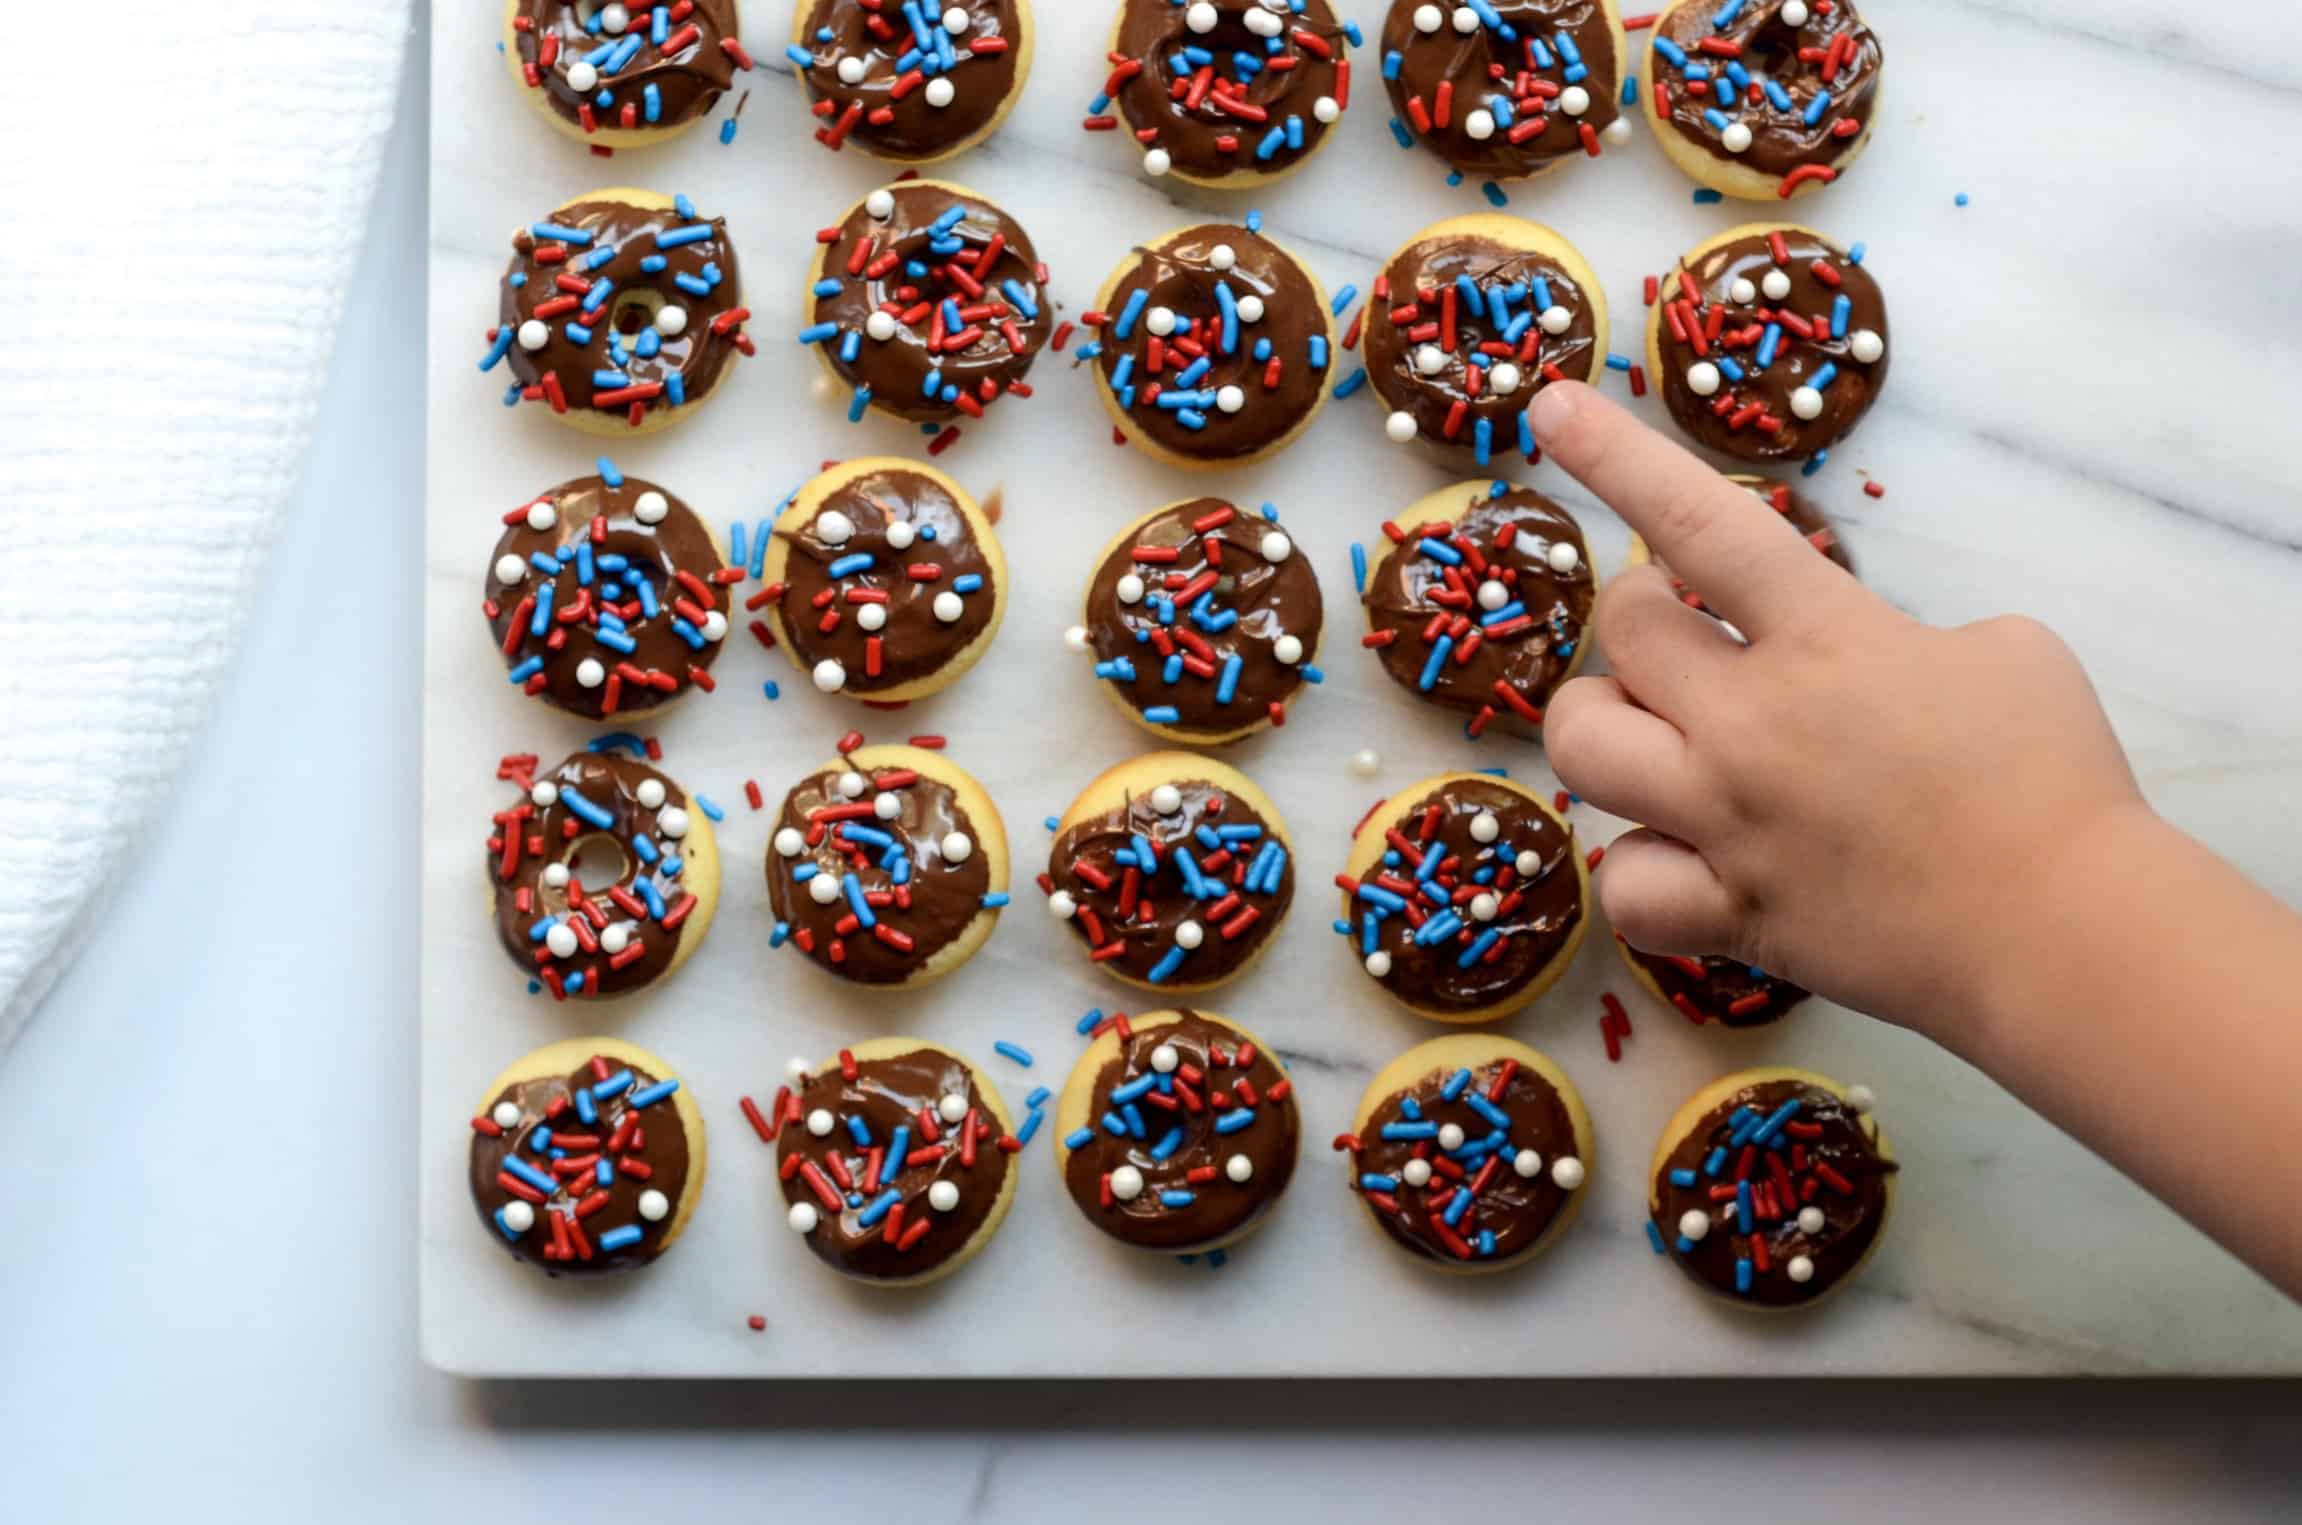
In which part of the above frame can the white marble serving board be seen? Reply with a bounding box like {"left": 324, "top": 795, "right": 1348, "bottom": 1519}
{"left": 421, "top": 0, "right": 2302, "bottom": 1375}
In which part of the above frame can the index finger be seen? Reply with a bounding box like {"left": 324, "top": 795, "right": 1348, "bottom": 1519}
{"left": 1527, "top": 381, "right": 1835, "bottom": 637}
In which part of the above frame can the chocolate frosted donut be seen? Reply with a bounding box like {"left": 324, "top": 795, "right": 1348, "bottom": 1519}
{"left": 756, "top": 458, "right": 1006, "bottom": 701}
{"left": 1626, "top": 473, "right": 1853, "bottom": 628}
{"left": 503, "top": 0, "right": 747, "bottom": 147}
{"left": 1362, "top": 481, "right": 1596, "bottom": 738}
{"left": 764, "top": 744, "right": 1008, "bottom": 986}
{"left": 1085, "top": 222, "right": 1336, "bottom": 468}
{"left": 1646, "top": 222, "right": 1888, "bottom": 464}
{"left": 1646, "top": 0, "right": 1881, "bottom": 201}
{"left": 1043, "top": 753, "right": 1295, "bottom": 992}
{"left": 1344, "top": 1035, "right": 1591, "bottom": 1271}
{"left": 1379, "top": 0, "right": 1630, "bottom": 180}
{"left": 1618, "top": 937, "right": 1810, "bottom": 1028}
{"left": 1055, "top": 1009, "right": 1300, "bottom": 1253}
{"left": 1647, "top": 1067, "right": 1896, "bottom": 1308}
{"left": 469, "top": 1037, "right": 706, "bottom": 1274}
{"left": 1094, "top": 0, "right": 1357, "bottom": 186}
{"left": 484, "top": 468, "right": 736, "bottom": 718}
{"left": 1073, "top": 497, "right": 1324, "bottom": 743}
{"left": 486, "top": 189, "right": 748, "bottom": 434}
{"left": 775, "top": 1040, "right": 1019, "bottom": 1285}
{"left": 788, "top": 0, "right": 1034, "bottom": 162}
{"left": 806, "top": 180, "right": 1054, "bottom": 427}
{"left": 1364, "top": 215, "right": 1607, "bottom": 466}
{"left": 1338, "top": 772, "right": 1588, "bottom": 1022}
{"left": 487, "top": 750, "right": 722, "bottom": 999}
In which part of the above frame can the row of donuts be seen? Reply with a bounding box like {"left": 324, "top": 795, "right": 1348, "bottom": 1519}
{"left": 501, "top": 0, "right": 1883, "bottom": 205}
{"left": 472, "top": 1024, "right": 1894, "bottom": 1304}
{"left": 480, "top": 178, "right": 1891, "bottom": 478}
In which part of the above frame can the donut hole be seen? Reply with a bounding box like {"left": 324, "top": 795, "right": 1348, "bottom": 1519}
{"left": 609, "top": 288, "right": 666, "bottom": 337}
{"left": 565, "top": 835, "right": 632, "bottom": 894}
{"left": 1740, "top": 27, "right": 1800, "bottom": 79}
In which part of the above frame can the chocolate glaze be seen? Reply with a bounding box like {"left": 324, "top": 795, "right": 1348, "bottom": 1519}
{"left": 1654, "top": 227, "right": 1888, "bottom": 461}
{"left": 769, "top": 465, "right": 999, "bottom": 695}
{"left": 810, "top": 182, "right": 1053, "bottom": 424}
{"left": 1645, "top": 475, "right": 1852, "bottom": 624}
{"left": 469, "top": 1051, "right": 693, "bottom": 1274}
{"left": 1091, "top": 224, "right": 1328, "bottom": 461}
{"left": 1650, "top": 1076, "right": 1895, "bottom": 1306}
{"left": 1627, "top": 942, "right": 1809, "bottom": 1028}
{"left": 510, "top": 0, "right": 740, "bottom": 135}
{"left": 487, "top": 752, "right": 707, "bottom": 998}
{"left": 496, "top": 197, "right": 745, "bottom": 426}
{"left": 484, "top": 474, "right": 731, "bottom": 718}
{"left": 1352, "top": 1053, "right": 1581, "bottom": 1264}
{"left": 1379, "top": 0, "right": 1622, "bottom": 178}
{"left": 1081, "top": 498, "right": 1323, "bottom": 738}
{"left": 778, "top": 1047, "right": 1012, "bottom": 1280}
{"left": 1107, "top": 0, "right": 1350, "bottom": 181}
{"left": 1047, "top": 775, "right": 1292, "bottom": 986}
{"left": 794, "top": 0, "right": 1026, "bottom": 160}
{"left": 1363, "top": 485, "right": 1593, "bottom": 732}
{"left": 1061, "top": 1012, "right": 1299, "bottom": 1250}
{"left": 1650, "top": 0, "right": 1881, "bottom": 185}
{"left": 1365, "top": 231, "right": 1598, "bottom": 458}
{"left": 765, "top": 758, "right": 994, "bottom": 984}
{"left": 1348, "top": 777, "right": 1582, "bottom": 1015}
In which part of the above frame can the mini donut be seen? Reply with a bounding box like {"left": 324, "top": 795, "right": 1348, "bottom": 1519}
{"left": 755, "top": 457, "right": 1006, "bottom": 702}
{"left": 502, "top": 0, "right": 746, "bottom": 149}
{"left": 774, "top": 1039, "right": 1019, "bottom": 1285}
{"left": 1342, "top": 1034, "right": 1592, "bottom": 1272}
{"left": 1646, "top": 222, "right": 1889, "bottom": 464}
{"left": 486, "top": 188, "right": 748, "bottom": 435}
{"left": 763, "top": 744, "right": 1008, "bottom": 986}
{"left": 1647, "top": 1066, "right": 1897, "bottom": 1309}
{"left": 1338, "top": 771, "right": 1588, "bottom": 1023}
{"left": 1054, "top": 1009, "right": 1300, "bottom": 1254}
{"left": 1644, "top": 0, "right": 1882, "bottom": 202}
{"left": 1042, "top": 753, "right": 1295, "bottom": 993}
{"left": 805, "top": 180, "right": 1054, "bottom": 428}
{"left": 1616, "top": 934, "right": 1810, "bottom": 1028}
{"left": 1379, "top": 0, "right": 1632, "bottom": 182}
{"left": 484, "top": 468, "right": 737, "bottom": 718}
{"left": 1623, "top": 473, "right": 1853, "bottom": 633}
{"left": 1363, "top": 215, "right": 1608, "bottom": 467}
{"left": 1072, "top": 497, "right": 1324, "bottom": 744}
{"left": 469, "top": 1036, "right": 706, "bottom": 1274}
{"left": 1085, "top": 222, "right": 1336, "bottom": 469}
{"left": 1361, "top": 480, "right": 1597, "bottom": 738}
{"left": 788, "top": 0, "right": 1033, "bottom": 163}
{"left": 487, "top": 750, "right": 722, "bottom": 999}
{"left": 1095, "top": 0, "right": 1358, "bottom": 187}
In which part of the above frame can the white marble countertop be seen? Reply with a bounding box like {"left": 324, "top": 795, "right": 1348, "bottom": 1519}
{"left": 8, "top": 0, "right": 2302, "bottom": 1514}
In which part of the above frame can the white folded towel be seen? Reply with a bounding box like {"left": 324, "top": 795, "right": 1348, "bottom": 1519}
{"left": 0, "top": 4, "right": 413, "bottom": 1049}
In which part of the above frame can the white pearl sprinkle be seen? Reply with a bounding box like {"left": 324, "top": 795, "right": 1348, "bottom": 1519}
{"left": 1722, "top": 121, "right": 1754, "bottom": 154}
{"left": 1236, "top": 294, "right": 1265, "bottom": 323}
{"left": 634, "top": 777, "right": 667, "bottom": 809}
{"left": 1145, "top": 306, "right": 1178, "bottom": 338}
{"left": 653, "top": 304, "right": 688, "bottom": 337}
{"left": 1762, "top": 268, "right": 1793, "bottom": 301}
{"left": 637, "top": 1188, "right": 670, "bottom": 1222}
{"left": 837, "top": 771, "right": 867, "bottom": 799}
{"left": 1515, "top": 849, "right": 1542, "bottom": 876}
{"left": 857, "top": 603, "right": 888, "bottom": 633}
{"left": 1208, "top": 244, "right": 1237, "bottom": 272}
{"left": 542, "top": 863, "right": 570, "bottom": 889}
{"left": 788, "top": 1201, "right": 821, "bottom": 1233}
{"left": 837, "top": 55, "right": 867, "bottom": 85}
{"left": 1561, "top": 85, "right": 1591, "bottom": 117}
{"left": 932, "top": 590, "right": 965, "bottom": 623}
{"left": 1798, "top": 1205, "right": 1827, "bottom": 1236}
{"left": 633, "top": 490, "right": 669, "bottom": 525}
{"left": 874, "top": 792, "right": 902, "bottom": 821}
{"left": 884, "top": 520, "right": 916, "bottom": 550}
{"left": 1469, "top": 810, "right": 1501, "bottom": 843}
{"left": 1111, "top": 1165, "right": 1146, "bottom": 1201}
{"left": 1351, "top": 748, "right": 1381, "bottom": 776}
{"left": 1476, "top": 579, "right": 1509, "bottom": 612}
{"left": 1048, "top": 890, "right": 1078, "bottom": 919}
{"left": 1175, "top": 920, "right": 1205, "bottom": 950}
{"left": 1313, "top": 95, "right": 1340, "bottom": 124}
{"left": 575, "top": 658, "right": 605, "bottom": 688}
{"left": 1540, "top": 304, "right": 1574, "bottom": 336}
{"left": 1412, "top": 4, "right": 1443, "bottom": 33}
{"left": 940, "top": 831, "right": 973, "bottom": 863}
{"left": 1463, "top": 108, "right": 1496, "bottom": 141}
{"left": 1385, "top": 410, "right": 1419, "bottom": 443}
{"left": 1115, "top": 572, "right": 1146, "bottom": 605}
{"left": 808, "top": 873, "right": 843, "bottom": 905}
{"left": 492, "top": 1101, "right": 523, "bottom": 1130}
{"left": 1789, "top": 386, "right": 1824, "bottom": 421}
{"left": 1850, "top": 328, "right": 1885, "bottom": 364}
{"left": 516, "top": 319, "right": 549, "bottom": 352}
{"left": 1414, "top": 343, "right": 1448, "bottom": 377}
{"left": 565, "top": 60, "right": 600, "bottom": 93}
{"left": 774, "top": 827, "right": 806, "bottom": 858}
{"left": 1245, "top": 6, "right": 1283, "bottom": 37}
{"left": 1364, "top": 950, "right": 1392, "bottom": 977}
{"left": 1782, "top": 0, "right": 1810, "bottom": 24}
{"left": 1547, "top": 540, "right": 1580, "bottom": 575}
{"left": 1150, "top": 783, "right": 1183, "bottom": 814}
{"left": 1402, "top": 1157, "right": 1433, "bottom": 1187}
{"left": 657, "top": 806, "right": 689, "bottom": 840}
{"left": 701, "top": 610, "right": 727, "bottom": 642}
{"left": 1469, "top": 893, "right": 1499, "bottom": 923}
{"left": 1686, "top": 361, "right": 1722, "bottom": 397}
{"left": 1216, "top": 385, "right": 1246, "bottom": 414}
{"left": 943, "top": 5, "right": 970, "bottom": 32}
{"left": 525, "top": 500, "right": 557, "bottom": 531}
{"left": 1185, "top": 1, "right": 1218, "bottom": 33}
{"left": 1452, "top": 5, "right": 1479, "bottom": 33}
{"left": 1488, "top": 362, "right": 1522, "bottom": 394}
{"left": 812, "top": 658, "right": 846, "bottom": 693}
{"left": 1847, "top": 1084, "right": 1876, "bottom": 1113}
{"left": 1603, "top": 117, "right": 1634, "bottom": 145}
{"left": 1679, "top": 1208, "right": 1711, "bottom": 1241}
{"left": 530, "top": 781, "right": 559, "bottom": 808}
{"left": 1729, "top": 277, "right": 1758, "bottom": 305}
{"left": 1550, "top": 1155, "right": 1585, "bottom": 1190}
{"left": 814, "top": 509, "right": 855, "bottom": 547}
{"left": 1438, "top": 1123, "right": 1467, "bottom": 1152}
{"left": 545, "top": 923, "right": 578, "bottom": 958}
{"left": 939, "top": 1092, "right": 969, "bottom": 1123}
{"left": 1273, "top": 634, "right": 1304, "bottom": 665}
{"left": 928, "top": 1179, "right": 962, "bottom": 1212}
{"left": 601, "top": 4, "right": 629, "bottom": 34}
{"left": 501, "top": 1199, "right": 536, "bottom": 1233}
{"left": 600, "top": 924, "right": 630, "bottom": 955}
{"left": 1226, "top": 1153, "right": 1255, "bottom": 1183}
{"left": 1143, "top": 148, "right": 1173, "bottom": 177}
{"left": 1151, "top": 1043, "right": 1180, "bottom": 1073}
{"left": 494, "top": 553, "right": 528, "bottom": 585}
{"left": 864, "top": 310, "right": 899, "bottom": 342}
{"left": 1787, "top": 1255, "right": 1817, "bottom": 1283}
{"left": 924, "top": 77, "right": 956, "bottom": 108}
{"left": 1260, "top": 530, "right": 1293, "bottom": 563}
{"left": 865, "top": 188, "right": 896, "bottom": 220}
{"left": 1062, "top": 624, "right": 1090, "bottom": 653}
{"left": 1513, "top": 1147, "right": 1543, "bottom": 1179}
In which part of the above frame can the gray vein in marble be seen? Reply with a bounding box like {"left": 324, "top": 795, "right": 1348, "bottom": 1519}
{"left": 1948, "top": 0, "right": 2302, "bottom": 96}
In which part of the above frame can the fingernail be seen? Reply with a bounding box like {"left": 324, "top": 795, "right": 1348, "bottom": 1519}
{"left": 1528, "top": 382, "right": 1578, "bottom": 444}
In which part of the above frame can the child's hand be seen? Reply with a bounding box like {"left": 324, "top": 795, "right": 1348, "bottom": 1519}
{"left": 1531, "top": 382, "right": 2144, "bottom": 1041}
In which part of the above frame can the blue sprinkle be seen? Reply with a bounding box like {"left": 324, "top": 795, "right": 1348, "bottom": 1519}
{"left": 1350, "top": 542, "right": 1367, "bottom": 592}
{"left": 1332, "top": 366, "right": 1368, "bottom": 399}
{"left": 1481, "top": 181, "right": 1508, "bottom": 208}
{"left": 1693, "top": 188, "right": 1724, "bottom": 205}
{"left": 1159, "top": 1190, "right": 1197, "bottom": 1208}
{"left": 628, "top": 1079, "right": 679, "bottom": 1109}
{"left": 1330, "top": 284, "right": 1358, "bottom": 316}
{"left": 1076, "top": 1008, "right": 1105, "bottom": 1034}
{"left": 1955, "top": 192, "right": 1971, "bottom": 207}
{"left": 993, "top": 1041, "right": 1035, "bottom": 1068}
{"left": 1646, "top": 1221, "right": 1669, "bottom": 1255}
